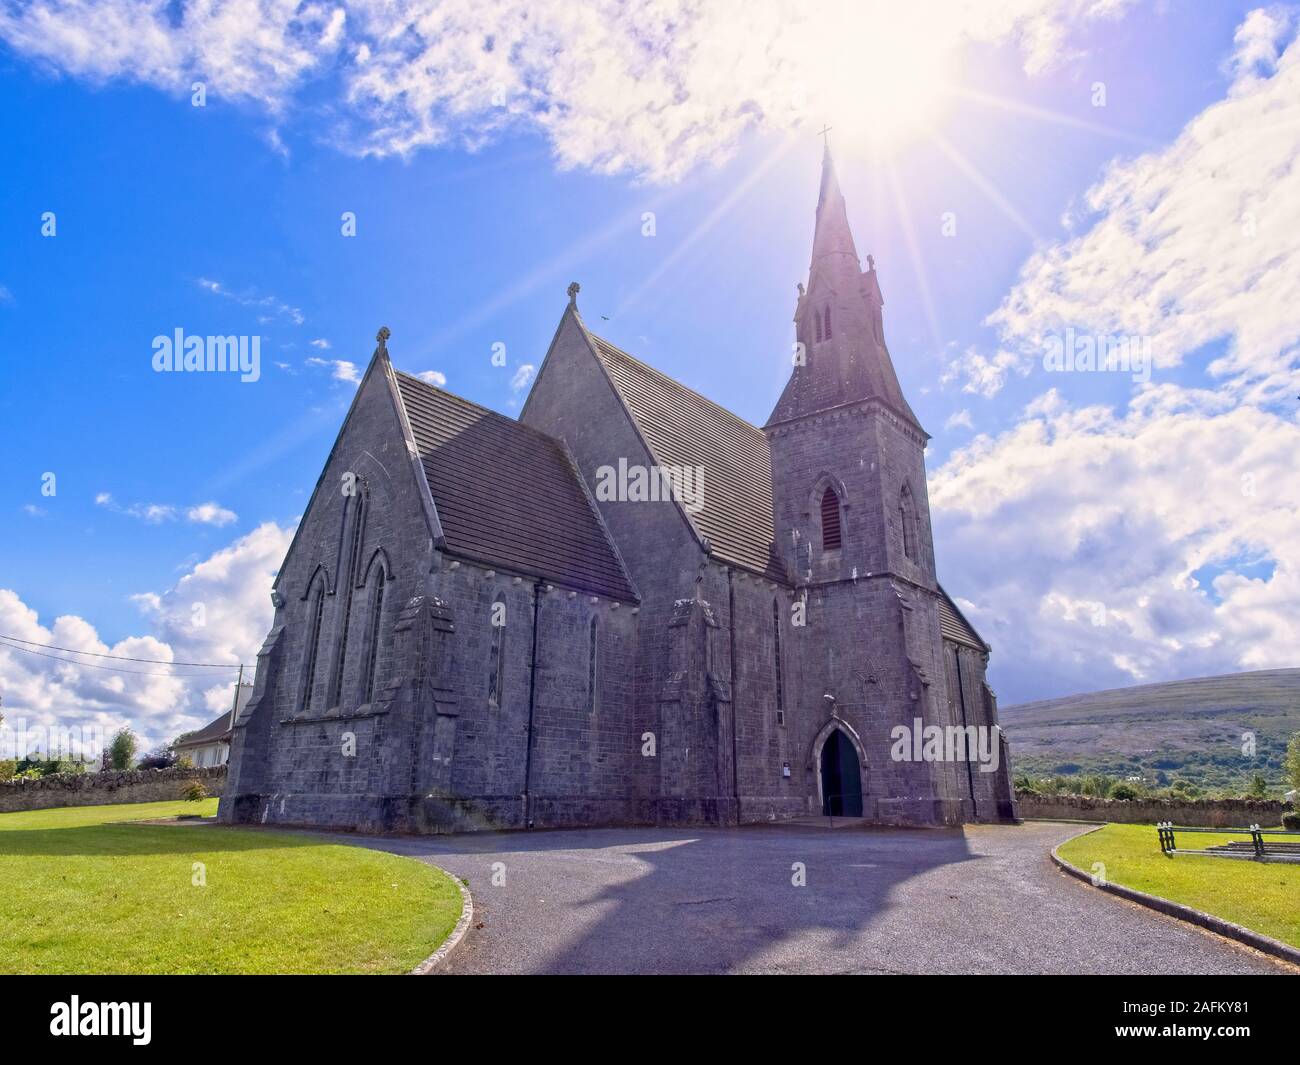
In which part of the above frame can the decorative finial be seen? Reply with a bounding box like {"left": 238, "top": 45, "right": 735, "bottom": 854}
{"left": 866, "top": 254, "right": 875, "bottom": 271}
{"left": 796, "top": 282, "right": 805, "bottom": 297}
{"left": 567, "top": 281, "right": 580, "bottom": 306}
{"left": 817, "top": 124, "right": 833, "bottom": 149}
{"left": 376, "top": 326, "right": 391, "bottom": 352}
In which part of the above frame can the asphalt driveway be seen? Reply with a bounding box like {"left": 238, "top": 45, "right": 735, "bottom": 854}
{"left": 340, "top": 820, "right": 1292, "bottom": 975}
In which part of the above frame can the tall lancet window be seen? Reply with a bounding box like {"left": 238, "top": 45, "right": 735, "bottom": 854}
{"left": 813, "top": 308, "right": 823, "bottom": 343}
{"left": 363, "top": 565, "right": 387, "bottom": 705}
{"left": 900, "top": 484, "right": 919, "bottom": 562}
{"left": 823, "top": 305, "right": 832, "bottom": 340}
{"left": 329, "top": 491, "right": 367, "bottom": 707}
{"left": 821, "top": 486, "right": 843, "bottom": 551}
{"left": 587, "top": 616, "right": 599, "bottom": 715}
{"left": 488, "top": 596, "right": 507, "bottom": 707}
{"left": 301, "top": 571, "right": 328, "bottom": 713}
{"left": 773, "top": 598, "right": 785, "bottom": 726}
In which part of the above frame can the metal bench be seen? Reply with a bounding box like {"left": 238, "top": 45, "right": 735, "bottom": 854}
{"left": 1155, "top": 821, "right": 1300, "bottom": 863}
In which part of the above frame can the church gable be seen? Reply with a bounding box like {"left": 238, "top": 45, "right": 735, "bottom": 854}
{"left": 582, "top": 331, "right": 784, "bottom": 580}
{"left": 392, "top": 369, "right": 637, "bottom": 601}
{"left": 272, "top": 338, "right": 440, "bottom": 605}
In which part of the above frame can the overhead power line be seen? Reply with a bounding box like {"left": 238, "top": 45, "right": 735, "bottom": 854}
{"left": 0, "top": 639, "right": 241, "bottom": 678}
{"left": 0, "top": 633, "right": 245, "bottom": 669}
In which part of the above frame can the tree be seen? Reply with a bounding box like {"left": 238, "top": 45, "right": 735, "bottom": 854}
{"left": 137, "top": 745, "right": 177, "bottom": 771}
{"left": 1286, "top": 732, "right": 1300, "bottom": 792}
{"left": 1247, "top": 772, "right": 1268, "bottom": 798}
{"left": 108, "top": 728, "right": 138, "bottom": 771}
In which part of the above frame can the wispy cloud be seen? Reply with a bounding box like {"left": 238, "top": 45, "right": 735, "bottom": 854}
{"left": 186, "top": 501, "right": 238, "bottom": 527}
{"left": 0, "top": 1, "right": 1134, "bottom": 182}
{"left": 968, "top": 12, "right": 1300, "bottom": 403}
{"left": 416, "top": 369, "right": 447, "bottom": 387}
{"left": 196, "top": 276, "right": 304, "bottom": 325}
{"left": 510, "top": 363, "right": 535, "bottom": 393}
{"left": 96, "top": 492, "right": 237, "bottom": 526}
{"left": 306, "top": 356, "right": 361, "bottom": 384}
{"left": 931, "top": 10, "right": 1300, "bottom": 702}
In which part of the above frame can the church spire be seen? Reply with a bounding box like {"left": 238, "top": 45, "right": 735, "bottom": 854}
{"left": 766, "top": 146, "right": 922, "bottom": 434}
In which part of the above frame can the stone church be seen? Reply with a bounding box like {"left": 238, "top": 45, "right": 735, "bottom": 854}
{"left": 220, "top": 148, "right": 1016, "bottom": 834}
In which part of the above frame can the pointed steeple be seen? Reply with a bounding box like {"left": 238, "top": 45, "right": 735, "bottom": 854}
{"left": 766, "top": 146, "right": 923, "bottom": 434}
{"left": 811, "top": 143, "right": 861, "bottom": 277}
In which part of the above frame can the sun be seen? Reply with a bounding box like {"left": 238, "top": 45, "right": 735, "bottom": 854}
{"left": 797, "top": 14, "right": 959, "bottom": 154}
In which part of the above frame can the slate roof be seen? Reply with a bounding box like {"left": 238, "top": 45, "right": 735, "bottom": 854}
{"left": 393, "top": 370, "right": 638, "bottom": 601}
{"left": 175, "top": 684, "right": 253, "bottom": 747}
{"left": 585, "top": 333, "right": 785, "bottom": 580}
{"left": 937, "top": 587, "right": 988, "bottom": 651}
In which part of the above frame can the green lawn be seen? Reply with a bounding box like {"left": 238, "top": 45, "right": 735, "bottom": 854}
{"left": 1058, "top": 823, "right": 1300, "bottom": 949}
{"left": 0, "top": 800, "right": 463, "bottom": 974}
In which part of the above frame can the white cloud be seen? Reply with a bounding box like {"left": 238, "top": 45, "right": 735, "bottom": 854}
{"left": 0, "top": 0, "right": 1134, "bottom": 181}
{"left": 195, "top": 276, "right": 305, "bottom": 325}
{"left": 944, "top": 408, "right": 974, "bottom": 431}
{"left": 510, "top": 363, "right": 535, "bottom": 393}
{"left": 0, "top": 522, "right": 295, "bottom": 756}
{"left": 21, "top": 503, "right": 46, "bottom": 517}
{"left": 416, "top": 369, "right": 447, "bottom": 387}
{"left": 186, "top": 501, "right": 238, "bottom": 526}
{"left": 976, "top": 12, "right": 1300, "bottom": 403}
{"left": 310, "top": 338, "right": 331, "bottom": 349}
{"left": 929, "top": 9, "right": 1300, "bottom": 703}
{"left": 306, "top": 356, "right": 361, "bottom": 383}
{"left": 932, "top": 382, "right": 1300, "bottom": 701}
{"left": 129, "top": 503, "right": 176, "bottom": 523}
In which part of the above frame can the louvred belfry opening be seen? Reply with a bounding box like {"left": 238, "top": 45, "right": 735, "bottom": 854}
{"left": 821, "top": 487, "right": 842, "bottom": 550}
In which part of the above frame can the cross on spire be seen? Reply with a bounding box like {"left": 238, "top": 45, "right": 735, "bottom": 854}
{"left": 817, "top": 124, "right": 833, "bottom": 149}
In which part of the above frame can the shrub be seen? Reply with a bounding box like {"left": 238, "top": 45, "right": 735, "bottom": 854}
{"left": 180, "top": 780, "right": 208, "bottom": 802}
{"left": 0, "top": 760, "right": 16, "bottom": 781}
{"left": 1109, "top": 782, "right": 1139, "bottom": 801}
{"left": 1282, "top": 810, "right": 1300, "bottom": 831}
{"left": 138, "top": 746, "right": 177, "bottom": 771}
{"left": 108, "top": 728, "right": 139, "bottom": 771}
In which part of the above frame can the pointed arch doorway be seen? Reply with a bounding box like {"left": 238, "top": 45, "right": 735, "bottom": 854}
{"left": 820, "top": 727, "right": 863, "bottom": 816}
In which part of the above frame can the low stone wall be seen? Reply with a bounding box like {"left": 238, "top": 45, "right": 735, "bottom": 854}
{"left": 0, "top": 765, "right": 227, "bottom": 814}
{"left": 1016, "top": 790, "right": 1290, "bottom": 827}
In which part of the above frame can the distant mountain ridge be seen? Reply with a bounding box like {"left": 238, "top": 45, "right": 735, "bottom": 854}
{"left": 1000, "top": 668, "right": 1300, "bottom": 793}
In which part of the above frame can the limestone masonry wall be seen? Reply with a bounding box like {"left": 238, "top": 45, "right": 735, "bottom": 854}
{"left": 0, "top": 766, "right": 226, "bottom": 814}
{"left": 1016, "top": 790, "right": 1290, "bottom": 827}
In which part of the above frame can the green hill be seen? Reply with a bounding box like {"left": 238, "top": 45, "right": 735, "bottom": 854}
{"left": 1000, "top": 668, "right": 1300, "bottom": 797}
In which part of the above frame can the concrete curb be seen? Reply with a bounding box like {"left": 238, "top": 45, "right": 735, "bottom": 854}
{"left": 1050, "top": 825, "right": 1300, "bottom": 969}
{"left": 409, "top": 869, "right": 474, "bottom": 975}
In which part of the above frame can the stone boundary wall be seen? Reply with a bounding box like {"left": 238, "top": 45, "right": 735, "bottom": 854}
{"left": 0, "top": 765, "right": 227, "bottom": 814}
{"left": 1016, "top": 790, "right": 1290, "bottom": 827}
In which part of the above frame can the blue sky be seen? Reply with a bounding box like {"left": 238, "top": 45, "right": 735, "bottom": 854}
{"left": 1, "top": 0, "right": 1297, "bottom": 751}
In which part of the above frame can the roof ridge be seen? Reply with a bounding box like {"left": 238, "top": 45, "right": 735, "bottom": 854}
{"left": 587, "top": 332, "right": 766, "bottom": 439}
{"left": 393, "top": 368, "right": 563, "bottom": 449}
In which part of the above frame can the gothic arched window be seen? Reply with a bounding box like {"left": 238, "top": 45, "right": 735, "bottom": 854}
{"left": 900, "top": 484, "right": 919, "bottom": 562}
{"left": 821, "top": 486, "right": 843, "bottom": 551}
{"left": 329, "top": 490, "right": 367, "bottom": 707}
{"left": 301, "top": 571, "right": 328, "bottom": 713}
{"left": 773, "top": 598, "right": 785, "bottom": 726}
{"left": 823, "top": 304, "right": 832, "bottom": 340}
{"left": 813, "top": 308, "right": 823, "bottom": 343}
{"left": 587, "top": 616, "right": 599, "bottom": 715}
{"left": 488, "top": 596, "right": 507, "bottom": 707}
{"left": 362, "top": 565, "right": 387, "bottom": 705}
